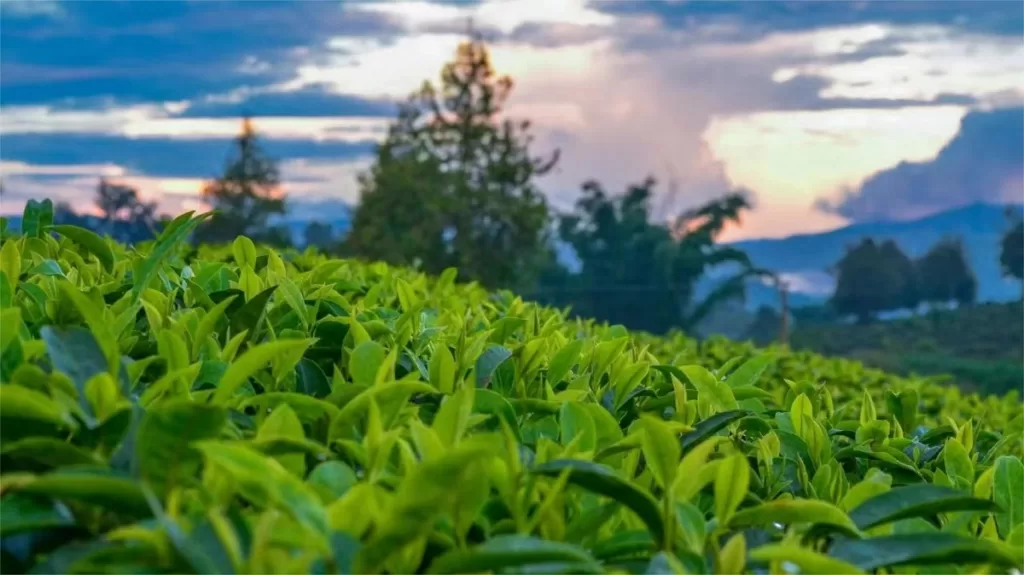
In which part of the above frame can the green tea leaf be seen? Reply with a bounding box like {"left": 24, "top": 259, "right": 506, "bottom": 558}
{"left": 724, "top": 354, "right": 774, "bottom": 388}
{"left": 194, "top": 441, "right": 327, "bottom": 538}
{"left": 427, "top": 535, "right": 599, "bottom": 574}
{"left": 730, "top": 499, "right": 860, "bottom": 537}
{"left": 680, "top": 365, "right": 737, "bottom": 410}
{"left": 429, "top": 343, "right": 457, "bottom": 393}
{"left": 680, "top": 409, "right": 747, "bottom": 454}
{"left": 714, "top": 452, "right": 749, "bottom": 525}
{"left": 531, "top": 459, "right": 665, "bottom": 544}
{"left": 829, "top": 533, "right": 1020, "bottom": 571}
{"left": 994, "top": 455, "right": 1024, "bottom": 538}
{"left": 476, "top": 345, "right": 512, "bottom": 388}
{"left": 848, "top": 484, "right": 999, "bottom": 530}
{"left": 135, "top": 400, "right": 227, "bottom": 492}
{"left": 350, "top": 341, "right": 386, "bottom": 387}
{"left": 132, "top": 210, "right": 212, "bottom": 302}
{"left": 0, "top": 493, "right": 74, "bottom": 536}
{"left": 638, "top": 415, "right": 680, "bottom": 490}
{"left": 15, "top": 468, "right": 150, "bottom": 516}
{"left": 212, "top": 338, "right": 316, "bottom": 403}
{"left": 750, "top": 545, "right": 863, "bottom": 574}
{"left": 548, "top": 339, "right": 584, "bottom": 385}
{"left": 48, "top": 225, "right": 115, "bottom": 272}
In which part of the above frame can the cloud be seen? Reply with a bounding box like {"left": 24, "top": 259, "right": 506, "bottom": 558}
{"left": 0, "top": 2, "right": 403, "bottom": 105}
{"left": 817, "top": 106, "right": 1024, "bottom": 222}
{"left": 0, "top": 155, "right": 371, "bottom": 218}
{"left": 177, "top": 85, "right": 397, "bottom": 118}
{"left": 0, "top": 0, "right": 63, "bottom": 19}
{"left": 0, "top": 104, "right": 389, "bottom": 143}
{"left": 596, "top": 1, "right": 1024, "bottom": 39}
{"left": 0, "top": 134, "right": 373, "bottom": 179}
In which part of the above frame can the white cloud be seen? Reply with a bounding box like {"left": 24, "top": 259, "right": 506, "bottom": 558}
{"left": 775, "top": 26, "right": 1024, "bottom": 103}
{"left": 0, "top": 160, "right": 126, "bottom": 178}
{"left": 0, "top": 0, "right": 63, "bottom": 18}
{"left": 351, "top": 0, "right": 613, "bottom": 35}
{"left": 0, "top": 105, "right": 389, "bottom": 143}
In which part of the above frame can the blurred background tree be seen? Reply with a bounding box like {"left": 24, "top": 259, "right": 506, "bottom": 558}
{"left": 532, "top": 177, "right": 760, "bottom": 333}
{"left": 1000, "top": 218, "right": 1023, "bottom": 291}
{"left": 916, "top": 237, "right": 977, "bottom": 308}
{"left": 195, "top": 117, "right": 287, "bottom": 245}
{"left": 345, "top": 31, "right": 559, "bottom": 289}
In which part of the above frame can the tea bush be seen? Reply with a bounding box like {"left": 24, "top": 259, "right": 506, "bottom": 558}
{"left": 1, "top": 205, "right": 1022, "bottom": 574}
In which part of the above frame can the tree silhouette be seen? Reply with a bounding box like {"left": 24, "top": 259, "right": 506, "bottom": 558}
{"left": 831, "top": 239, "right": 911, "bottom": 323}
{"left": 1000, "top": 219, "right": 1023, "bottom": 286}
{"left": 537, "top": 177, "right": 759, "bottom": 333}
{"left": 304, "top": 221, "right": 334, "bottom": 250}
{"left": 196, "top": 117, "right": 286, "bottom": 244}
{"left": 94, "top": 178, "right": 158, "bottom": 241}
{"left": 345, "top": 31, "right": 558, "bottom": 289}
{"left": 916, "top": 237, "right": 977, "bottom": 308}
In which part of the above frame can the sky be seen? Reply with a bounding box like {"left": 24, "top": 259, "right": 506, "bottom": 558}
{"left": 1, "top": 0, "right": 1022, "bottom": 241}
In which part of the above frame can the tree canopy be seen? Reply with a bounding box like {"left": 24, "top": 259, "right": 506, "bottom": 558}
{"left": 196, "top": 117, "right": 286, "bottom": 244}
{"left": 917, "top": 237, "right": 977, "bottom": 307}
{"left": 535, "top": 177, "right": 759, "bottom": 333}
{"left": 1000, "top": 219, "right": 1023, "bottom": 283}
{"left": 345, "top": 33, "right": 558, "bottom": 290}
{"left": 831, "top": 239, "right": 912, "bottom": 322}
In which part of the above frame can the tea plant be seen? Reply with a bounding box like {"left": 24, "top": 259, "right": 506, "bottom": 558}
{"left": 1, "top": 201, "right": 1022, "bottom": 574}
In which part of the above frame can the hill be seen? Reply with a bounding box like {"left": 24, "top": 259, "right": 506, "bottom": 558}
{"left": 730, "top": 202, "right": 1024, "bottom": 306}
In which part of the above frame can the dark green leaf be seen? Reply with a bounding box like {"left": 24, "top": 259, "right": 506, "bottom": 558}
{"left": 476, "top": 345, "right": 512, "bottom": 387}
{"left": 47, "top": 225, "right": 115, "bottom": 272}
{"left": 679, "top": 410, "right": 748, "bottom": 454}
{"left": 135, "top": 400, "right": 227, "bottom": 493}
{"left": 829, "top": 533, "right": 1021, "bottom": 571}
{"left": 531, "top": 459, "right": 665, "bottom": 544}
{"left": 849, "top": 484, "right": 999, "bottom": 530}
{"left": 0, "top": 493, "right": 73, "bottom": 536}
{"left": 427, "top": 535, "right": 600, "bottom": 574}
{"left": 297, "top": 358, "right": 331, "bottom": 398}
{"left": 229, "top": 286, "right": 278, "bottom": 340}
{"left": 16, "top": 468, "right": 150, "bottom": 517}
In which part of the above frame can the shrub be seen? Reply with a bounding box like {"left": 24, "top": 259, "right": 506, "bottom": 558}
{"left": 1, "top": 205, "right": 1022, "bottom": 574}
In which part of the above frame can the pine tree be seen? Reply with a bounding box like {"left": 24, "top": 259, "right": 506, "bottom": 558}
{"left": 345, "top": 31, "right": 558, "bottom": 289}
{"left": 196, "top": 117, "right": 286, "bottom": 244}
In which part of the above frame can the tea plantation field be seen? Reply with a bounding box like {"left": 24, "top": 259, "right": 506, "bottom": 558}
{"left": 1, "top": 207, "right": 1022, "bottom": 574}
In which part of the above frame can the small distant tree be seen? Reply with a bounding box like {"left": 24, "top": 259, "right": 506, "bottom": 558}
{"left": 1000, "top": 219, "right": 1023, "bottom": 286}
{"left": 304, "top": 221, "right": 334, "bottom": 250}
{"left": 196, "top": 117, "right": 286, "bottom": 244}
{"left": 917, "top": 237, "right": 977, "bottom": 308}
{"left": 93, "top": 178, "right": 158, "bottom": 241}
{"left": 831, "top": 238, "right": 908, "bottom": 323}
{"left": 879, "top": 239, "right": 919, "bottom": 311}
{"left": 345, "top": 31, "right": 558, "bottom": 289}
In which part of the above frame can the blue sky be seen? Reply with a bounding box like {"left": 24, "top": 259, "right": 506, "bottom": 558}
{"left": 1, "top": 0, "right": 1021, "bottom": 239}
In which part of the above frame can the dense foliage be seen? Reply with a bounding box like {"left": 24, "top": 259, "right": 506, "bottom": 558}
{"left": 1, "top": 204, "right": 1022, "bottom": 574}
{"left": 790, "top": 301, "right": 1024, "bottom": 396}
{"left": 533, "top": 178, "right": 759, "bottom": 334}
{"left": 346, "top": 35, "right": 558, "bottom": 290}
{"left": 831, "top": 238, "right": 977, "bottom": 323}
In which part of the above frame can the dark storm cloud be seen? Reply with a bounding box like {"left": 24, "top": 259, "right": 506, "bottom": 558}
{"left": 595, "top": 1, "right": 1024, "bottom": 39}
{"left": 0, "top": 2, "right": 403, "bottom": 105}
{"left": 177, "top": 86, "right": 398, "bottom": 118}
{"left": 817, "top": 106, "right": 1024, "bottom": 222}
{"left": 0, "top": 134, "right": 374, "bottom": 179}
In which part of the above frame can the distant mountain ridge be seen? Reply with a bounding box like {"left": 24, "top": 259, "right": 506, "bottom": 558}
{"left": 729, "top": 202, "right": 1024, "bottom": 307}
